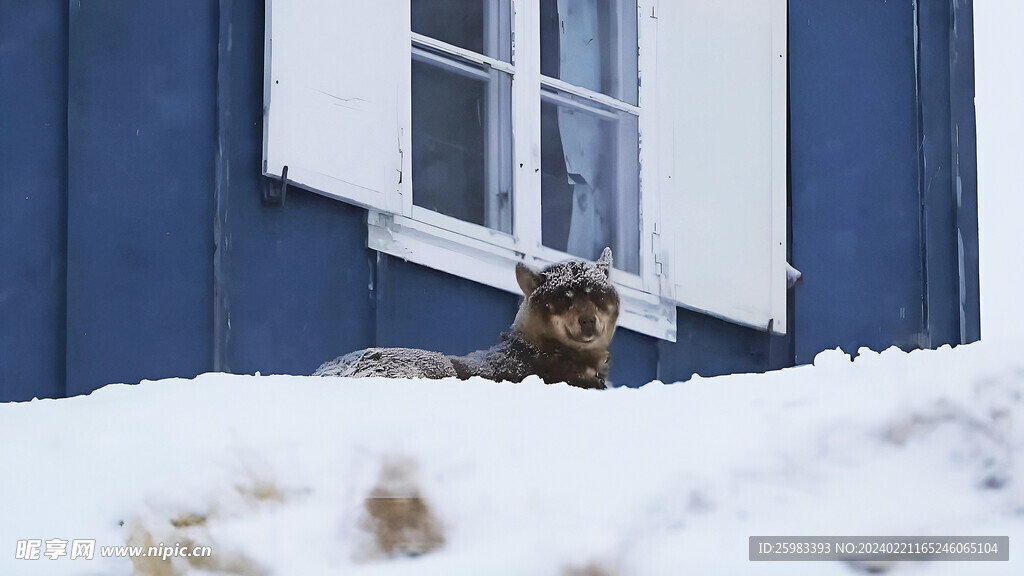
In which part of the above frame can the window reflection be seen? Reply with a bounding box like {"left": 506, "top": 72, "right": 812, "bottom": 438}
{"left": 412, "top": 52, "right": 512, "bottom": 233}
{"left": 541, "top": 89, "right": 639, "bottom": 274}
{"left": 412, "top": 0, "right": 512, "bottom": 62}
{"left": 540, "top": 0, "right": 639, "bottom": 105}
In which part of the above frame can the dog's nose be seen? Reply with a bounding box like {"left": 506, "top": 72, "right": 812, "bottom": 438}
{"left": 579, "top": 315, "right": 596, "bottom": 331}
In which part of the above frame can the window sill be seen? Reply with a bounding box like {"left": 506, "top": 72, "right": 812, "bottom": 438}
{"left": 367, "top": 210, "right": 678, "bottom": 342}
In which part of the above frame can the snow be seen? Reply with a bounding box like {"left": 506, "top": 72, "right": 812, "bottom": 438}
{"left": 3, "top": 2, "right": 1024, "bottom": 575}
{"left": 529, "top": 247, "right": 615, "bottom": 301}
{"left": 1, "top": 344, "right": 1023, "bottom": 575}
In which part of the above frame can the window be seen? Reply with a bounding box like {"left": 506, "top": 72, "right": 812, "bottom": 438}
{"left": 411, "top": 0, "right": 513, "bottom": 233}
{"left": 539, "top": 0, "right": 640, "bottom": 275}
{"left": 263, "top": 0, "right": 788, "bottom": 341}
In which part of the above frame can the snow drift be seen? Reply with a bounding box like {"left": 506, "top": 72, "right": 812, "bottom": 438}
{"left": 1, "top": 342, "right": 1022, "bottom": 575}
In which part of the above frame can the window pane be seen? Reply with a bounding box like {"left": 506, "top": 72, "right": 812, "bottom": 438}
{"left": 541, "top": 88, "right": 639, "bottom": 274}
{"left": 540, "top": 0, "right": 638, "bottom": 105}
{"left": 412, "top": 52, "right": 513, "bottom": 233}
{"left": 411, "top": 0, "right": 512, "bottom": 62}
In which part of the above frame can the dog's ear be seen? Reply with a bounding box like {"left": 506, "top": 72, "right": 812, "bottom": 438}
{"left": 596, "top": 247, "right": 613, "bottom": 278}
{"left": 515, "top": 262, "right": 542, "bottom": 297}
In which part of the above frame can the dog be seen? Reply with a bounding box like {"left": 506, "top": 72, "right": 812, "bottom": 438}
{"left": 313, "top": 248, "right": 619, "bottom": 389}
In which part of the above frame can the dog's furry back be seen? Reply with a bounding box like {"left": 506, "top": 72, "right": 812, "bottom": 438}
{"left": 314, "top": 334, "right": 606, "bottom": 389}
{"left": 310, "top": 338, "right": 534, "bottom": 383}
{"left": 313, "top": 348, "right": 457, "bottom": 379}
{"left": 314, "top": 248, "right": 619, "bottom": 389}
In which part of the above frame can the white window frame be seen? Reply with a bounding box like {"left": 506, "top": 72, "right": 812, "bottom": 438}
{"left": 264, "top": 0, "right": 788, "bottom": 342}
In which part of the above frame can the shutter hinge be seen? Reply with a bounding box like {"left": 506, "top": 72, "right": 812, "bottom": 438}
{"left": 652, "top": 224, "right": 664, "bottom": 276}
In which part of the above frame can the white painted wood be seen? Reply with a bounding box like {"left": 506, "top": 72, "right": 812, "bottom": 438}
{"left": 512, "top": 0, "right": 544, "bottom": 253}
{"left": 263, "top": 0, "right": 410, "bottom": 214}
{"left": 769, "top": 0, "right": 788, "bottom": 335}
{"left": 638, "top": 0, "right": 665, "bottom": 296}
{"left": 411, "top": 32, "right": 516, "bottom": 75}
{"left": 368, "top": 209, "right": 677, "bottom": 341}
{"left": 539, "top": 76, "right": 642, "bottom": 115}
{"left": 408, "top": 205, "right": 520, "bottom": 252}
{"left": 657, "top": 0, "right": 788, "bottom": 334}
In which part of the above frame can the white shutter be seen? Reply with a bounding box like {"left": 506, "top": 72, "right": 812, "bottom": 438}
{"left": 263, "top": 0, "right": 410, "bottom": 212}
{"left": 655, "top": 0, "right": 788, "bottom": 334}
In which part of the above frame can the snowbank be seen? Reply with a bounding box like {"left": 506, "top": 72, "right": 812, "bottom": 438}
{"left": 1, "top": 342, "right": 1022, "bottom": 575}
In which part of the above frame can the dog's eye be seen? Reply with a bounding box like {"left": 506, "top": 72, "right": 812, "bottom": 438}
{"left": 565, "top": 290, "right": 574, "bottom": 299}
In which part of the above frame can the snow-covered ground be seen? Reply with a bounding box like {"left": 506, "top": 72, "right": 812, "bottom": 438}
{"left": 1, "top": 344, "right": 1022, "bottom": 576}
{"left": 3, "top": 1, "right": 1023, "bottom": 575}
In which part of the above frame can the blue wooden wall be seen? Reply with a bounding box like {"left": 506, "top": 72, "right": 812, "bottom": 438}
{"left": 790, "top": 0, "right": 926, "bottom": 361}
{"left": 0, "top": 1, "right": 68, "bottom": 400}
{"left": 65, "top": 0, "right": 218, "bottom": 395}
{"left": 213, "top": 0, "right": 375, "bottom": 377}
{"left": 789, "top": 0, "right": 981, "bottom": 364}
{"left": 0, "top": 0, "right": 980, "bottom": 401}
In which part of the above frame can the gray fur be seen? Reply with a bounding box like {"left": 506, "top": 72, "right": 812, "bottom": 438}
{"left": 313, "top": 249, "right": 618, "bottom": 389}
{"left": 313, "top": 348, "right": 458, "bottom": 379}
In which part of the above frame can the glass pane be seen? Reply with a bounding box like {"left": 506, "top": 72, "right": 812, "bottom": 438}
{"left": 541, "top": 88, "right": 640, "bottom": 274}
{"left": 540, "top": 0, "right": 639, "bottom": 105}
{"left": 411, "top": 0, "right": 512, "bottom": 62}
{"left": 412, "top": 51, "right": 513, "bottom": 233}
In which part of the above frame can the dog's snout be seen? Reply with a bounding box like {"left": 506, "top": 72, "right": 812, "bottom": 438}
{"left": 579, "top": 315, "right": 596, "bottom": 331}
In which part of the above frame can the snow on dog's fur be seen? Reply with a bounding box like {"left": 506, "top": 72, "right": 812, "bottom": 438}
{"left": 314, "top": 248, "right": 619, "bottom": 389}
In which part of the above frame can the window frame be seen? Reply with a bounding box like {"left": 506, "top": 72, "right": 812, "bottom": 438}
{"left": 409, "top": 29, "right": 514, "bottom": 233}
{"left": 380, "top": 0, "right": 670, "bottom": 338}
{"left": 263, "top": 0, "right": 789, "bottom": 342}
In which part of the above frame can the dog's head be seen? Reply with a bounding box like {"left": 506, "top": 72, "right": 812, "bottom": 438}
{"left": 513, "top": 248, "right": 620, "bottom": 352}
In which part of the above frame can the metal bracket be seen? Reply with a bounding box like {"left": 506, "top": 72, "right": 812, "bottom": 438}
{"left": 262, "top": 165, "right": 288, "bottom": 206}
{"left": 652, "top": 223, "right": 664, "bottom": 276}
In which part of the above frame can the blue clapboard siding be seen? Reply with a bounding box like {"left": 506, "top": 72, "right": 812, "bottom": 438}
{"left": 790, "top": 0, "right": 927, "bottom": 363}
{"left": 789, "top": 0, "right": 981, "bottom": 363}
{"left": 215, "top": 183, "right": 376, "bottom": 377}
{"left": 374, "top": 254, "right": 521, "bottom": 356}
{"left": 658, "top": 309, "right": 777, "bottom": 382}
{"left": 949, "top": 0, "right": 982, "bottom": 344}
{"left": 214, "top": 0, "right": 375, "bottom": 377}
{"left": 0, "top": 0, "right": 68, "bottom": 401}
{"left": 919, "top": 0, "right": 973, "bottom": 348}
{"left": 610, "top": 328, "right": 659, "bottom": 388}
{"left": 919, "top": 0, "right": 958, "bottom": 347}
{"left": 65, "top": 0, "right": 219, "bottom": 395}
